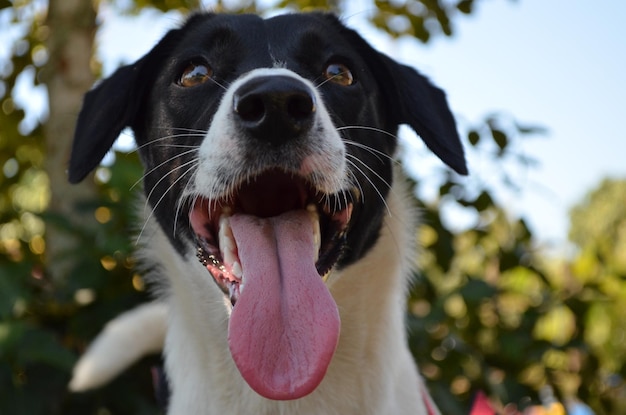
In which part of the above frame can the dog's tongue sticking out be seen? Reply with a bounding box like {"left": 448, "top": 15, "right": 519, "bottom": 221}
{"left": 228, "top": 211, "right": 340, "bottom": 400}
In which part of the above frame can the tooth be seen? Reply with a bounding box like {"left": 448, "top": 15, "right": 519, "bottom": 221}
{"left": 313, "top": 223, "right": 320, "bottom": 262}
{"left": 219, "top": 214, "right": 235, "bottom": 263}
{"left": 218, "top": 215, "right": 230, "bottom": 244}
{"left": 322, "top": 271, "right": 331, "bottom": 283}
{"left": 218, "top": 209, "right": 243, "bottom": 279}
{"left": 232, "top": 261, "right": 243, "bottom": 279}
{"left": 223, "top": 247, "right": 236, "bottom": 270}
{"left": 307, "top": 205, "right": 321, "bottom": 262}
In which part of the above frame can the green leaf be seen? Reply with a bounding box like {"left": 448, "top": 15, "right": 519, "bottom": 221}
{"left": 0, "top": 264, "right": 31, "bottom": 319}
{"left": 475, "top": 191, "right": 494, "bottom": 211}
{"left": 491, "top": 129, "right": 508, "bottom": 151}
{"left": 468, "top": 130, "right": 480, "bottom": 146}
{"left": 457, "top": 0, "right": 474, "bottom": 14}
{"left": 460, "top": 278, "right": 497, "bottom": 305}
{"left": 0, "top": 321, "right": 75, "bottom": 371}
{"left": 515, "top": 122, "right": 548, "bottom": 136}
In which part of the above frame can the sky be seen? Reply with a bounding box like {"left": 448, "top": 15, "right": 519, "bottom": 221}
{"left": 402, "top": 0, "right": 626, "bottom": 254}
{"left": 5, "top": 1, "right": 625, "bottom": 256}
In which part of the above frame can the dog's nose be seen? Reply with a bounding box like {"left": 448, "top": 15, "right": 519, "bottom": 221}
{"left": 233, "top": 76, "right": 316, "bottom": 145}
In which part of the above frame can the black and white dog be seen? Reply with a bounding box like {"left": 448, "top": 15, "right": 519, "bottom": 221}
{"left": 68, "top": 12, "right": 467, "bottom": 414}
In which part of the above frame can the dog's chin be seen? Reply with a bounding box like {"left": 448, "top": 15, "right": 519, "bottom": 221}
{"left": 189, "top": 169, "right": 353, "bottom": 307}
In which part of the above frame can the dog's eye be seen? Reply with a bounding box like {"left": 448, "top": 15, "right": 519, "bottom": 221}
{"left": 323, "top": 63, "right": 354, "bottom": 86}
{"left": 179, "top": 62, "right": 213, "bottom": 87}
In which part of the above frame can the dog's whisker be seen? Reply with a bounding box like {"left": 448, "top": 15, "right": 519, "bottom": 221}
{"left": 342, "top": 189, "right": 350, "bottom": 213}
{"left": 130, "top": 130, "right": 207, "bottom": 153}
{"left": 130, "top": 148, "right": 199, "bottom": 191}
{"left": 347, "top": 159, "right": 390, "bottom": 216}
{"left": 346, "top": 153, "right": 394, "bottom": 194}
{"left": 346, "top": 157, "right": 392, "bottom": 216}
{"left": 138, "top": 161, "right": 198, "bottom": 245}
{"left": 208, "top": 77, "right": 229, "bottom": 91}
{"left": 314, "top": 70, "right": 351, "bottom": 88}
{"left": 348, "top": 169, "right": 366, "bottom": 205}
{"left": 343, "top": 140, "right": 399, "bottom": 165}
{"left": 156, "top": 144, "right": 202, "bottom": 149}
{"left": 142, "top": 158, "right": 200, "bottom": 214}
{"left": 173, "top": 167, "right": 199, "bottom": 235}
{"left": 164, "top": 127, "right": 210, "bottom": 134}
{"left": 336, "top": 125, "right": 399, "bottom": 140}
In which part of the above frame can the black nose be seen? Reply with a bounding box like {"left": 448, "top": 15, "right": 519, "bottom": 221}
{"left": 233, "top": 75, "right": 316, "bottom": 145}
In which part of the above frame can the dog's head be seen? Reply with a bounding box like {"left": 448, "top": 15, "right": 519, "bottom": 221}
{"left": 69, "top": 12, "right": 466, "bottom": 401}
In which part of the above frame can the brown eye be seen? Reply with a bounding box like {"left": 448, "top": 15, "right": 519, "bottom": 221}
{"left": 179, "top": 62, "right": 213, "bottom": 87}
{"left": 323, "top": 63, "right": 354, "bottom": 86}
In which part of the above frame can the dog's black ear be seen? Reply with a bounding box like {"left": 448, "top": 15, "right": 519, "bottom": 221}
{"left": 68, "top": 20, "right": 192, "bottom": 184}
{"left": 68, "top": 61, "right": 144, "bottom": 184}
{"left": 377, "top": 54, "right": 468, "bottom": 175}
{"left": 328, "top": 15, "right": 467, "bottom": 175}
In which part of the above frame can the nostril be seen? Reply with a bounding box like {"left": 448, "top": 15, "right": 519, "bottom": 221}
{"left": 287, "top": 93, "right": 315, "bottom": 120}
{"left": 234, "top": 94, "right": 265, "bottom": 123}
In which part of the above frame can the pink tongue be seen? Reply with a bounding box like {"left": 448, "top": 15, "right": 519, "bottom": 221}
{"left": 228, "top": 211, "right": 340, "bottom": 400}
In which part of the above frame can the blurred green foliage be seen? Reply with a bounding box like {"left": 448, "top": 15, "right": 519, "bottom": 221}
{"left": 1, "top": 0, "right": 625, "bottom": 414}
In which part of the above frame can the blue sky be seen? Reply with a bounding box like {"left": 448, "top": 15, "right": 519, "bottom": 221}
{"left": 406, "top": 0, "right": 626, "bottom": 253}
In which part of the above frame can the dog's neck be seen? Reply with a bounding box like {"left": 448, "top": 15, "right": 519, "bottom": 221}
{"left": 149, "top": 170, "right": 434, "bottom": 415}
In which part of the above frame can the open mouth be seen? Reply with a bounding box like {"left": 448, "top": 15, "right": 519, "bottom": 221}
{"left": 189, "top": 169, "right": 353, "bottom": 400}
{"left": 189, "top": 169, "right": 353, "bottom": 306}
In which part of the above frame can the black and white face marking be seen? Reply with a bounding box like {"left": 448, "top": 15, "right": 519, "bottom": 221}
{"left": 184, "top": 68, "right": 357, "bottom": 304}
{"left": 130, "top": 13, "right": 399, "bottom": 283}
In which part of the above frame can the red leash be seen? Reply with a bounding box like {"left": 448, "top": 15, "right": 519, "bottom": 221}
{"left": 421, "top": 385, "right": 496, "bottom": 415}
{"left": 469, "top": 391, "right": 496, "bottom": 415}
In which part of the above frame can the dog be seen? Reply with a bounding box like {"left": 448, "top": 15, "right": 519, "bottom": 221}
{"left": 67, "top": 12, "right": 467, "bottom": 414}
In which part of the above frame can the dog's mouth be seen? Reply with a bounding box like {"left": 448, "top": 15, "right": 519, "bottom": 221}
{"left": 188, "top": 169, "right": 352, "bottom": 400}
{"left": 189, "top": 169, "right": 353, "bottom": 306}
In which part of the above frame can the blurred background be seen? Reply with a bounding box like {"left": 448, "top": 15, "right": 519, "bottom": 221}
{"left": 0, "top": 0, "right": 624, "bottom": 413}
